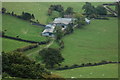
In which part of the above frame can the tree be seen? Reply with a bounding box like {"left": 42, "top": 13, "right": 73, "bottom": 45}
{"left": 39, "top": 48, "right": 64, "bottom": 68}
{"left": 2, "top": 52, "right": 50, "bottom": 79}
{"left": 2, "top": 7, "right": 6, "bottom": 13}
{"left": 11, "top": 11, "right": 14, "bottom": 16}
{"left": 31, "top": 14, "right": 35, "bottom": 19}
{"left": 55, "top": 27, "right": 64, "bottom": 41}
{"left": 96, "top": 5, "right": 107, "bottom": 15}
{"left": 21, "top": 12, "right": 32, "bottom": 20}
{"left": 82, "top": 2, "right": 96, "bottom": 16}
{"left": 51, "top": 11, "right": 60, "bottom": 19}
{"left": 49, "top": 5, "right": 64, "bottom": 12}
{"left": 65, "top": 23, "right": 74, "bottom": 34}
{"left": 48, "top": 5, "right": 64, "bottom": 17}
{"left": 74, "top": 13, "right": 86, "bottom": 28}
{"left": 65, "top": 7, "right": 74, "bottom": 15}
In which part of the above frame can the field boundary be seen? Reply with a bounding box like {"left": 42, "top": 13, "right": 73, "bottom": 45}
{"left": 55, "top": 61, "right": 119, "bottom": 71}
{"left": 2, "top": 35, "right": 48, "bottom": 45}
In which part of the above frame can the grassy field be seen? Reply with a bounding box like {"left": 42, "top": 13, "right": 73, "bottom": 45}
{"left": 23, "top": 45, "right": 46, "bottom": 62}
{"left": 2, "top": 38, "right": 30, "bottom": 52}
{"left": 53, "top": 64, "right": 118, "bottom": 78}
{"left": 2, "top": 14, "right": 46, "bottom": 42}
{"left": 2, "top": 2, "right": 118, "bottom": 78}
{"left": 2, "top": 2, "right": 114, "bottom": 24}
{"left": 60, "top": 17, "right": 118, "bottom": 66}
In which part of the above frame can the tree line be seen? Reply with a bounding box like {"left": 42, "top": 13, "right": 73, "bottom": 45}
{"left": 2, "top": 51, "right": 51, "bottom": 79}
{"left": 1, "top": 7, "right": 41, "bottom": 23}
{"left": 55, "top": 61, "right": 119, "bottom": 70}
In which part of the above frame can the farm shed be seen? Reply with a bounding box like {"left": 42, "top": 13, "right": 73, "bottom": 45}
{"left": 53, "top": 18, "right": 75, "bottom": 25}
{"left": 42, "top": 24, "right": 55, "bottom": 37}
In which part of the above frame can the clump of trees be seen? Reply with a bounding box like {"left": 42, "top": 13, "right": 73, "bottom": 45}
{"left": 15, "top": 44, "right": 38, "bottom": 52}
{"left": 48, "top": 5, "right": 64, "bottom": 16}
{"left": 96, "top": 5, "right": 107, "bottom": 15}
{"left": 2, "top": 52, "right": 50, "bottom": 79}
{"left": 21, "top": 12, "right": 35, "bottom": 20}
{"left": 82, "top": 2, "right": 107, "bottom": 18}
{"left": 39, "top": 48, "right": 64, "bottom": 69}
{"left": 64, "top": 7, "right": 74, "bottom": 15}
{"left": 48, "top": 5, "right": 75, "bottom": 18}
{"left": 55, "top": 27, "right": 64, "bottom": 41}
{"left": 65, "top": 23, "right": 74, "bottom": 34}
{"left": 1, "top": 7, "right": 36, "bottom": 22}
{"left": 56, "top": 60, "right": 118, "bottom": 70}
{"left": 2, "top": 7, "right": 6, "bottom": 13}
{"left": 74, "top": 13, "right": 86, "bottom": 28}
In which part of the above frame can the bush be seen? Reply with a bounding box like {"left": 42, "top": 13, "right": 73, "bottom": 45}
{"left": 15, "top": 44, "right": 38, "bottom": 52}
{"left": 2, "top": 52, "right": 50, "bottom": 79}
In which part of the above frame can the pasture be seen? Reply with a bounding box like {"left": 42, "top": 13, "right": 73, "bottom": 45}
{"left": 2, "top": 2, "right": 113, "bottom": 24}
{"left": 2, "top": 38, "right": 30, "bottom": 52}
{"left": 2, "top": 2, "right": 118, "bottom": 78}
{"left": 2, "top": 14, "right": 46, "bottom": 42}
{"left": 54, "top": 64, "right": 118, "bottom": 78}
{"left": 61, "top": 17, "right": 118, "bottom": 66}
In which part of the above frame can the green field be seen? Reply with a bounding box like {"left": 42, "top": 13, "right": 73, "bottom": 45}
{"left": 3, "top": 14, "right": 46, "bottom": 42}
{"left": 2, "top": 2, "right": 118, "bottom": 78}
{"left": 61, "top": 17, "right": 118, "bottom": 66}
{"left": 2, "top": 2, "right": 114, "bottom": 24}
{"left": 2, "top": 38, "right": 30, "bottom": 52}
{"left": 54, "top": 64, "right": 118, "bottom": 78}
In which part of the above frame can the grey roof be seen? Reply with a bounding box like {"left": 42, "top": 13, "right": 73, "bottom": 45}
{"left": 53, "top": 18, "right": 73, "bottom": 25}
{"left": 42, "top": 24, "right": 55, "bottom": 33}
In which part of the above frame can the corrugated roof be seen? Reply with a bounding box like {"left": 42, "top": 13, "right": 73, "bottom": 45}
{"left": 53, "top": 18, "right": 73, "bottom": 25}
{"left": 42, "top": 25, "right": 55, "bottom": 33}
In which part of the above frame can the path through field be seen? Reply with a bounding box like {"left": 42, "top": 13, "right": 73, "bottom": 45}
{"left": 27, "top": 39, "right": 54, "bottom": 57}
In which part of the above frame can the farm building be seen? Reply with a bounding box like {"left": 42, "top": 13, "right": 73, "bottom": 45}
{"left": 85, "top": 18, "right": 91, "bottom": 24}
{"left": 53, "top": 18, "right": 74, "bottom": 25}
{"left": 42, "top": 24, "right": 55, "bottom": 37}
{"left": 42, "top": 18, "right": 75, "bottom": 37}
{"left": 42, "top": 17, "right": 90, "bottom": 37}
{"left": 53, "top": 18, "right": 75, "bottom": 30}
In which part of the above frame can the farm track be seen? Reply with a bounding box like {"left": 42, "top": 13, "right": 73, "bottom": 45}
{"left": 27, "top": 39, "right": 54, "bottom": 57}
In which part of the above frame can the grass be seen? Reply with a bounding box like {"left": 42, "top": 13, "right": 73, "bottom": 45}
{"left": 23, "top": 45, "right": 46, "bottom": 63}
{"left": 61, "top": 17, "right": 118, "bottom": 66}
{"left": 2, "top": 14, "right": 46, "bottom": 42}
{"left": 2, "top": 38, "right": 30, "bottom": 52}
{"left": 53, "top": 64, "right": 118, "bottom": 78}
{"left": 49, "top": 41, "right": 59, "bottom": 49}
{"left": 2, "top": 2, "right": 118, "bottom": 78}
{"left": 2, "top": 2, "right": 114, "bottom": 24}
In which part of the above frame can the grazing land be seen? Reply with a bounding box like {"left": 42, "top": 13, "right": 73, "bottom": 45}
{"left": 2, "top": 2, "right": 118, "bottom": 78}
{"left": 61, "top": 17, "right": 118, "bottom": 66}
{"left": 2, "top": 38, "right": 30, "bottom": 52}
{"left": 3, "top": 2, "right": 113, "bottom": 24}
{"left": 2, "top": 14, "right": 46, "bottom": 42}
{"left": 54, "top": 64, "right": 118, "bottom": 78}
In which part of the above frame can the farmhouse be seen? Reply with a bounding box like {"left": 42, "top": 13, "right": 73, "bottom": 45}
{"left": 42, "top": 24, "right": 55, "bottom": 37}
{"left": 42, "top": 18, "right": 74, "bottom": 37}
{"left": 53, "top": 18, "right": 75, "bottom": 30}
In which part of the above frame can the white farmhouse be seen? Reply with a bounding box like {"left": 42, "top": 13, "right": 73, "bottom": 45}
{"left": 42, "top": 24, "right": 55, "bottom": 37}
